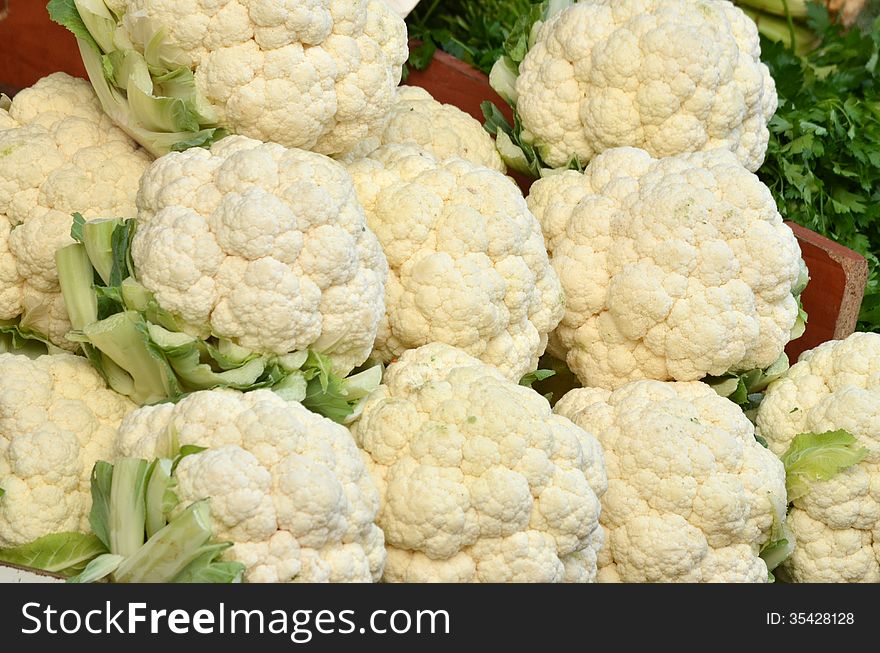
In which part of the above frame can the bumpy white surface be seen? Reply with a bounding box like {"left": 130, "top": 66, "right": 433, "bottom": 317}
{"left": 0, "top": 73, "right": 151, "bottom": 348}
{"left": 556, "top": 380, "right": 787, "bottom": 583}
{"left": 757, "top": 333, "right": 880, "bottom": 583}
{"left": 116, "top": 388, "right": 385, "bottom": 582}
{"left": 343, "top": 86, "right": 506, "bottom": 171}
{"left": 112, "top": 0, "right": 408, "bottom": 157}
{"left": 349, "top": 343, "right": 607, "bottom": 582}
{"left": 527, "top": 147, "right": 802, "bottom": 390}
{"left": 515, "top": 0, "right": 777, "bottom": 170}
{"left": 0, "top": 354, "right": 135, "bottom": 546}
{"left": 131, "top": 135, "right": 388, "bottom": 373}
{"left": 347, "top": 145, "right": 564, "bottom": 380}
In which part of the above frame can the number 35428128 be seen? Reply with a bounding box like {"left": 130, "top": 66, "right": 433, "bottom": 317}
{"left": 767, "top": 613, "right": 855, "bottom": 625}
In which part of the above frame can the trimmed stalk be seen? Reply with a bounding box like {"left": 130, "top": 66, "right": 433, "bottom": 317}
{"left": 113, "top": 500, "right": 222, "bottom": 582}
{"left": 82, "top": 218, "right": 124, "bottom": 285}
{"left": 82, "top": 312, "right": 176, "bottom": 404}
{"left": 56, "top": 244, "right": 98, "bottom": 331}
{"left": 107, "top": 458, "right": 148, "bottom": 558}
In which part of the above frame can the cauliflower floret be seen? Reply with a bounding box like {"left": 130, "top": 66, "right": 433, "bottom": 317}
{"left": 757, "top": 332, "right": 880, "bottom": 582}
{"left": 347, "top": 145, "right": 564, "bottom": 380}
{"left": 99, "top": 0, "right": 407, "bottom": 157}
{"left": 349, "top": 343, "right": 607, "bottom": 582}
{"left": 0, "top": 353, "right": 136, "bottom": 546}
{"left": 343, "top": 86, "right": 506, "bottom": 172}
{"left": 527, "top": 146, "right": 803, "bottom": 390}
{"left": 0, "top": 73, "right": 151, "bottom": 349}
{"left": 555, "top": 380, "right": 787, "bottom": 583}
{"left": 115, "top": 388, "right": 385, "bottom": 582}
{"left": 514, "top": 0, "right": 777, "bottom": 171}
{"left": 130, "top": 135, "right": 388, "bottom": 373}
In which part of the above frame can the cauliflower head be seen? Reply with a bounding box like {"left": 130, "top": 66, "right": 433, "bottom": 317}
{"left": 527, "top": 147, "right": 803, "bottom": 390}
{"left": 0, "top": 353, "right": 136, "bottom": 547}
{"left": 343, "top": 86, "right": 506, "bottom": 172}
{"left": 555, "top": 380, "right": 787, "bottom": 583}
{"left": 116, "top": 388, "right": 385, "bottom": 582}
{"left": 512, "top": 0, "right": 777, "bottom": 171}
{"left": 131, "top": 135, "right": 387, "bottom": 373}
{"left": 349, "top": 343, "right": 607, "bottom": 582}
{"left": 0, "top": 73, "right": 151, "bottom": 348}
{"left": 57, "top": 0, "right": 408, "bottom": 157}
{"left": 756, "top": 333, "right": 880, "bottom": 583}
{"left": 347, "top": 145, "right": 564, "bottom": 381}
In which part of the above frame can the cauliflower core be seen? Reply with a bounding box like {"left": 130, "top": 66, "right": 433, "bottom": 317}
{"left": 131, "top": 135, "right": 388, "bottom": 373}
{"left": 116, "top": 389, "right": 385, "bottom": 582}
{"left": 0, "top": 73, "right": 151, "bottom": 348}
{"left": 108, "top": 0, "right": 408, "bottom": 157}
{"left": 515, "top": 0, "right": 777, "bottom": 171}
{"left": 347, "top": 145, "right": 564, "bottom": 381}
{"left": 556, "top": 381, "right": 787, "bottom": 583}
{"left": 343, "top": 86, "right": 506, "bottom": 172}
{"left": 757, "top": 333, "right": 880, "bottom": 583}
{"left": 0, "top": 353, "right": 135, "bottom": 547}
{"left": 349, "top": 343, "right": 607, "bottom": 582}
{"left": 527, "top": 147, "right": 802, "bottom": 390}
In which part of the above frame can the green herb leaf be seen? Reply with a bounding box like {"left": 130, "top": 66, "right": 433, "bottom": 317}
{"left": 757, "top": 8, "right": 880, "bottom": 331}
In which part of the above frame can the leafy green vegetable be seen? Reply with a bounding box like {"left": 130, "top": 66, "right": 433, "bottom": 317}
{"left": 757, "top": 5, "right": 880, "bottom": 330}
{"left": 0, "top": 533, "right": 106, "bottom": 576}
{"left": 56, "top": 217, "right": 382, "bottom": 423}
{"left": 406, "top": 0, "right": 536, "bottom": 75}
{"left": 781, "top": 429, "right": 868, "bottom": 501}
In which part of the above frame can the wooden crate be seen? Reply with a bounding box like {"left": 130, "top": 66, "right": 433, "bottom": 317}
{"left": 0, "top": 1, "right": 85, "bottom": 90}
{"left": 408, "top": 49, "right": 870, "bottom": 363}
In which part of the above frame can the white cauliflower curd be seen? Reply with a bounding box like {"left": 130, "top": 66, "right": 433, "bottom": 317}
{"left": 130, "top": 135, "right": 388, "bottom": 374}
{"left": 556, "top": 380, "right": 788, "bottom": 583}
{"left": 0, "top": 73, "right": 150, "bottom": 348}
{"left": 347, "top": 145, "right": 564, "bottom": 381}
{"left": 349, "top": 343, "right": 607, "bottom": 582}
{"left": 527, "top": 146, "right": 804, "bottom": 390}
{"left": 51, "top": 0, "right": 409, "bottom": 157}
{"left": 116, "top": 389, "right": 385, "bottom": 582}
{"left": 343, "top": 86, "right": 506, "bottom": 172}
{"left": 757, "top": 333, "right": 880, "bottom": 583}
{"left": 498, "top": 0, "right": 777, "bottom": 172}
{"left": 0, "top": 353, "right": 135, "bottom": 547}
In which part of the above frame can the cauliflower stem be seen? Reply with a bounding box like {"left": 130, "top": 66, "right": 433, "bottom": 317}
{"left": 48, "top": 0, "right": 227, "bottom": 157}
{"left": 56, "top": 216, "right": 381, "bottom": 422}
{"left": 67, "top": 456, "right": 245, "bottom": 583}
